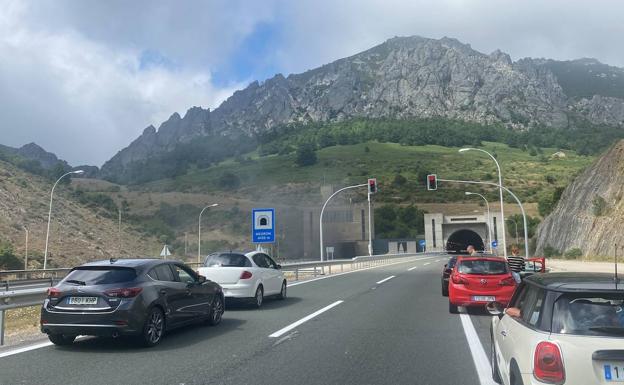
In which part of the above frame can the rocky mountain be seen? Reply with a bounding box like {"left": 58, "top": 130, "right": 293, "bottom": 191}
{"left": 101, "top": 35, "right": 624, "bottom": 182}
{"left": 535, "top": 140, "right": 624, "bottom": 257}
{"left": 0, "top": 142, "right": 69, "bottom": 170}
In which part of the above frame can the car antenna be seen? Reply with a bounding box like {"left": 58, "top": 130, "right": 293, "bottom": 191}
{"left": 110, "top": 257, "right": 118, "bottom": 264}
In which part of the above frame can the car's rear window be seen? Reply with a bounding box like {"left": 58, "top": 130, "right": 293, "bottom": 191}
{"left": 457, "top": 259, "right": 508, "bottom": 275}
{"left": 64, "top": 267, "right": 137, "bottom": 285}
{"left": 204, "top": 253, "right": 251, "bottom": 267}
{"left": 552, "top": 294, "right": 624, "bottom": 336}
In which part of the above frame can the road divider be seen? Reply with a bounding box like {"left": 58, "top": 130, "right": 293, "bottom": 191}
{"left": 375, "top": 275, "right": 395, "bottom": 285}
{"left": 269, "top": 301, "right": 344, "bottom": 338}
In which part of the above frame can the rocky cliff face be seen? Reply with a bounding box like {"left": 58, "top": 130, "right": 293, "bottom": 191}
{"left": 0, "top": 142, "right": 69, "bottom": 170}
{"left": 101, "top": 35, "right": 624, "bottom": 180}
{"left": 535, "top": 140, "right": 624, "bottom": 257}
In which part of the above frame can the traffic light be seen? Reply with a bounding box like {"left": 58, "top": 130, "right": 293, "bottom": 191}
{"left": 368, "top": 178, "right": 378, "bottom": 194}
{"left": 427, "top": 174, "right": 437, "bottom": 191}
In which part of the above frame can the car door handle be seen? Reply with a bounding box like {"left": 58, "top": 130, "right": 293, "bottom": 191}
{"left": 500, "top": 331, "right": 507, "bottom": 337}
{"left": 186, "top": 289, "right": 191, "bottom": 295}
{"left": 159, "top": 289, "right": 167, "bottom": 296}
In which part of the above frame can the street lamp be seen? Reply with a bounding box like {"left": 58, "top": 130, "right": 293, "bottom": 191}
{"left": 465, "top": 191, "right": 493, "bottom": 253}
{"left": 320, "top": 183, "right": 368, "bottom": 262}
{"left": 43, "top": 170, "right": 84, "bottom": 269}
{"left": 459, "top": 148, "right": 507, "bottom": 257}
{"left": 198, "top": 203, "right": 219, "bottom": 264}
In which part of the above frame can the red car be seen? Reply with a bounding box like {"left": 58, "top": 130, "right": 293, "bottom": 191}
{"left": 448, "top": 256, "right": 517, "bottom": 314}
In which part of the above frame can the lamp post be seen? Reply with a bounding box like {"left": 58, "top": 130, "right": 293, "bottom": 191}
{"left": 320, "top": 183, "right": 367, "bottom": 262}
{"left": 23, "top": 227, "right": 29, "bottom": 270}
{"left": 465, "top": 191, "right": 492, "bottom": 253}
{"left": 459, "top": 148, "right": 507, "bottom": 257}
{"left": 43, "top": 170, "right": 84, "bottom": 269}
{"left": 198, "top": 204, "right": 219, "bottom": 264}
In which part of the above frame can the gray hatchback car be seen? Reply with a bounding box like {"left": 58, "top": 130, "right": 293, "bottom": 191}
{"left": 41, "top": 258, "right": 224, "bottom": 347}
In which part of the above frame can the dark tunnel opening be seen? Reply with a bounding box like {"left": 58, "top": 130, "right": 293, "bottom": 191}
{"left": 445, "top": 229, "right": 485, "bottom": 254}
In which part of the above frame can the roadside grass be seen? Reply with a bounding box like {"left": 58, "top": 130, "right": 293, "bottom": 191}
{"left": 5, "top": 305, "right": 40, "bottom": 339}
{"left": 144, "top": 141, "right": 593, "bottom": 205}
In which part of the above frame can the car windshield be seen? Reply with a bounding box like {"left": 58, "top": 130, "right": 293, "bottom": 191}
{"left": 64, "top": 267, "right": 137, "bottom": 285}
{"left": 553, "top": 294, "right": 624, "bottom": 336}
{"left": 204, "top": 253, "right": 250, "bottom": 267}
{"left": 457, "top": 260, "right": 508, "bottom": 275}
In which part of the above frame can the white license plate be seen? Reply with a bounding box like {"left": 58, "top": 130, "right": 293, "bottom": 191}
{"left": 471, "top": 296, "right": 495, "bottom": 302}
{"left": 605, "top": 363, "right": 624, "bottom": 381}
{"left": 68, "top": 297, "right": 98, "bottom": 305}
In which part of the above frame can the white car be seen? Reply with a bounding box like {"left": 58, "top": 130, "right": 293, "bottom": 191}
{"left": 198, "top": 251, "right": 286, "bottom": 308}
{"left": 488, "top": 272, "right": 624, "bottom": 385}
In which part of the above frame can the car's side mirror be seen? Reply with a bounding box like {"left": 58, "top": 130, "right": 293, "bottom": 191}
{"left": 443, "top": 264, "right": 447, "bottom": 268}
{"left": 486, "top": 301, "right": 505, "bottom": 318}
{"left": 198, "top": 275, "right": 207, "bottom": 284}
{"left": 276, "top": 264, "right": 282, "bottom": 270}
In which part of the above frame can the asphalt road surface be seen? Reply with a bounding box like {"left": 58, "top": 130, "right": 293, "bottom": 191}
{"left": 0, "top": 256, "right": 496, "bottom": 385}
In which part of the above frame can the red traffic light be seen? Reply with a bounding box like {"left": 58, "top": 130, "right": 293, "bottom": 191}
{"left": 368, "top": 178, "right": 378, "bottom": 194}
{"left": 427, "top": 174, "right": 437, "bottom": 191}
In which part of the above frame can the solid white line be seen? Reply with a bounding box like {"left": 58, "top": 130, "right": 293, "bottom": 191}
{"left": 407, "top": 266, "right": 418, "bottom": 271}
{"left": 459, "top": 311, "right": 498, "bottom": 385}
{"left": 268, "top": 300, "right": 344, "bottom": 338}
{"left": 0, "top": 341, "right": 52, "bottom": 358}
{"left": 288, "top": 256, "right": 436, "bottom": 287}
{"left": 375, "top": 275, "right": 395, "bottom": 285}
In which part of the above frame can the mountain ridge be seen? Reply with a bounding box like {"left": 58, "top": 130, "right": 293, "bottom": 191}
{"left": 100, "top": 35, "right": 624, "bottom": 182}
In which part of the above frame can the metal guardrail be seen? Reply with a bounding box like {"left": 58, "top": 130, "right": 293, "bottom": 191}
{"left": 0, "top": 252, "right": 431, "bottom": 346}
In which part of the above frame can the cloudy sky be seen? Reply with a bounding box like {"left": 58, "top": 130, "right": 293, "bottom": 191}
{"left": 1, "top": 0, "right": 622, "bottom": 166}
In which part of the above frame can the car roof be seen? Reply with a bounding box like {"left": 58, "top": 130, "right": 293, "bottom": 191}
{"left": 78, "top": 259, "right": 183, "bottom": 272}
{"left": 525, "top": 272, "right": 624, "bottom": 292}
{"left": 456, "top": 255, "right": 506, "bottom": 262}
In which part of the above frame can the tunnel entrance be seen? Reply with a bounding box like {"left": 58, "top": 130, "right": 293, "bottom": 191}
{"left": 446, "top": 229, "right": 485, "bottom": 254}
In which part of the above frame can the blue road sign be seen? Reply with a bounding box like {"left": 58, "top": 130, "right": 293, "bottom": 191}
{"left": 252, "top": 208, "right": 275, "bottom": 243}
{"left": 491, "top": 240, "right": 498, "bottom": 248}
{"left": 418, "top": 240, "right": 426, "bottom": 247}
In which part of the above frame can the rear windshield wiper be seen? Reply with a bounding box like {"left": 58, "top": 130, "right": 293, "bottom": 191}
{"left": 588, "top": 326, "right": 624, "bottom": 336}
{"left": 65, "top": 279, "right": 86, "bottom": 286}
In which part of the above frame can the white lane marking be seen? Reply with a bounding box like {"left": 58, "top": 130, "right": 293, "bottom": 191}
{"left": 288, "top": 256, "right": 437, "bottom": 287}
{"left": 407, "top": 266, "right": 418, "bottom": 271}
{"left": 0, "top": 341, "right": 53, "bottom": 358}
{"left": 375, "top": 275, "right": 395, "bottom": 285}
{"left": 423, "top": 262, "right": 431, "bottom": 266}
{"left": 269, "top": 301, "right": 344, "bottom": 338}
{"left": 459, "top": 311, "right": 497, "bottom": 385}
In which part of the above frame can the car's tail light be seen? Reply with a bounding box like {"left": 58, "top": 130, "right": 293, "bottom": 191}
{"left": 451, "top": 274, "right": 468, "bottom": 285}
{"left": 240, "top": 271, "right": 253, "bottom": 280}
{"left": 499, "top": 277, "right": 516, "bottom": 286}
{"left": 534, "top": 341, "right": 565, "bottom": 384}
{"left": 47, "top": 287, "right": 61, "bottom": 298}
{"left": 104, "top": 287, "right": 143, "bottom": 298}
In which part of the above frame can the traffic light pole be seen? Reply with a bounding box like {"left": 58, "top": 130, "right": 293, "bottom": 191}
{"left": 368, "top": 190, "right": 373, "bottom": 256}
{"left": 437, "top": 178, "right": 530, "bottom": 259}
{"left": 320, "top": 183, "right": 368, "bottom": 262}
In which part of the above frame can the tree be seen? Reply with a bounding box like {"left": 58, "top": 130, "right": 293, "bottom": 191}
{"left": 295, "top": 143, "right": 317, "bottom": 167}
{"left": 592, "top": 196, "right": 607, "bottom": 216}
{"left": 0, "top": 241, "right": 21, "bottom": 270}
{"left": 392, "top": 174, "right": 407, "bottom": 187}
{"left": 218, "top": 172, "right": 241, "bottom": 190}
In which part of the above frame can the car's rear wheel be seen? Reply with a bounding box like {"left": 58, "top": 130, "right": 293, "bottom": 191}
{"left": 253, "top": 285, "right": 264, "bottom": 308}
{"left": 208, "top": 295, "right": 224, "bottom": 326}
{"left": 278, "top": 281, "right": 287, "bottom": 300}
{"left": 48, "top": 333, "right": 76, "bottom": 346}
{"left": 449, "top": 302, "right": 459, "bottom": 314}
{"left": 140, "top": 307, "right": 165, "bottom": 347}
{"left": 441, "top": 284, "right": 449, "bottom": 297}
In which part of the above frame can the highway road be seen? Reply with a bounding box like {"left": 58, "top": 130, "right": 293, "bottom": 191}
{"left": 0, "top": 256, "right": 496, "bottom": 385}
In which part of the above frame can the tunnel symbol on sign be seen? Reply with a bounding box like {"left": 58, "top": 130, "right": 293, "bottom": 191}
{"left": 254, "top": 211, "right": 273, "bottom": 230}
{"left": 258, "top": 216, "right": 269, "bottom": 227}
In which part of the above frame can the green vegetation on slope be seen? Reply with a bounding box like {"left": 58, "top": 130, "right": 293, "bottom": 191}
{"left": 146, "top": 141, "right": 593, "bottom": 206}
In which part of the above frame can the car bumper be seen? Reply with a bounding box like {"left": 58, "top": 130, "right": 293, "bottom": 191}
{"left": 220, "top": 283, "right": 256, "bottom": 298}
{"left": 449, "top": 286, "right": 515, "bottom": 307}
{"left": 40, "top": 299, "right": 145, "bottom": 337}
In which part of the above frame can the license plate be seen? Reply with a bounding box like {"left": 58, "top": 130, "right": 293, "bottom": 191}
{"left": 68, "top": 297, "right": 98, "bottom": 305}
{"left": 605, "top": 363, "right": 624, "bottom": 381}
{"left": 472, "top": 296, "right": 495, "bottom": 302}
